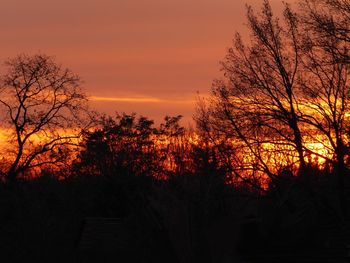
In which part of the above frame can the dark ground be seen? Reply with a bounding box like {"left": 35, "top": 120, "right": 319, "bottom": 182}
{"left": 0, "top": 172, "right": 349, "bottom": 263}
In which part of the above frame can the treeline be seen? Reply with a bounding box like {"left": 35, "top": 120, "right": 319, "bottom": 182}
{"left": 0, "top": 111, "right": 345, "bottom": 262}
{"left": 2, "top": 0, "right": 350, "bottom": 193}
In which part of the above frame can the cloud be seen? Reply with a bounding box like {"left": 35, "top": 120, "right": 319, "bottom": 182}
{"left": 90, "top": 96, "right": 195, "bottom": 104}
{"left": 90, "top": 96, "right": 161, "bottom": 103}
{"left": 0, "top": 0, "right": 293, "bottom": 123}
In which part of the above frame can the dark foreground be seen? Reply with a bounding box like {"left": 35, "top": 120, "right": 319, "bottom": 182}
{"left": 1, "top": 173, "right": 350, "bottom": 263}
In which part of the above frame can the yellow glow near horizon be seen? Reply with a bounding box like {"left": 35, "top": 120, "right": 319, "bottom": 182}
{"left": 0, "top": 123, "right": 339, "bottom": 182}
{"left": 0, "top": 127, "right": 81, "bottom": 149}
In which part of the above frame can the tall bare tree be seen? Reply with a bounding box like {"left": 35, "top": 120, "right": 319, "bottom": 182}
{"left": 298, "top": 0, "right": 350, "bottom": 215}
{"left": 0, "top": 54, "right": 89, "bottom": 182}
{"left": 196, "top": 0, "right": 350, "bottom": 214}
{"left": 196, "top": 0, "right": 307, "bottom": 187}
{"left": 299, "top": 0, "right": 350, "bottom": 165}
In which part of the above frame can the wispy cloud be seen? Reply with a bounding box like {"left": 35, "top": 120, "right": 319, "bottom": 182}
{"left": 90, "top": 96, "right": 162, "bottom": 103}
{"left": 90, "top": 96, "right": 195, "bottom": 104}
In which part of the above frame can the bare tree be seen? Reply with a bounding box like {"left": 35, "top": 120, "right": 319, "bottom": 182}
{"left": 196, "top": 0, "right": 307, "bottom": 188}
{"left": 301, "top": 0, "right": 350, "bottom": 61}
{"left": 0, "top": 54, "right": 89, "bottom": 182}
{"left": 299, "top": 0, "right": 350, "bottom": 166}
{"left": 298, "top": 0, "right": 350, "bottom": 215}
{"left": 196, "top": 0, "right": 350, "bottom": 214}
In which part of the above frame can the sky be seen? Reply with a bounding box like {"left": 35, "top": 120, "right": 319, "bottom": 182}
{"left": 0, "top": 0, "right": 293, "bottom": 125}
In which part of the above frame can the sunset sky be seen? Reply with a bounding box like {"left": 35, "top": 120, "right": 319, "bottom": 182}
{"left": 0, "top": 0, "right": 292, "bottom": 125}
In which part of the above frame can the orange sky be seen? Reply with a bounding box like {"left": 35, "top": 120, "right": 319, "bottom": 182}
{"left": 0, "top": 0, "right": 293, "bottom": 125}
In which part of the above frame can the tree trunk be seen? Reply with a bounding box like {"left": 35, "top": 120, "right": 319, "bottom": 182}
{"left": 290, "top": 116, "right": 306, "bottom": 175}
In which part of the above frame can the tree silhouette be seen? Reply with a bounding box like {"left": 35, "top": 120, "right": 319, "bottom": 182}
{"left": 76, "top": 113, "right": 160, "bottom": 178}
{"left": 298, "top": 0, "right": 350, "bottom": 215}
{"left": 0, "top": 54, "right": 89, "bottom": 182}
{"left": 75, "top": 113, "right": 191, "bottom": 181}
{"left": 196, "top": 1, "right": 306, "bottom": 189}
{"left": 196, "top": 0, "right": 350, "bottom": 197}
{"left": 301, "top": 0, "right": 350, "bottom": 61}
